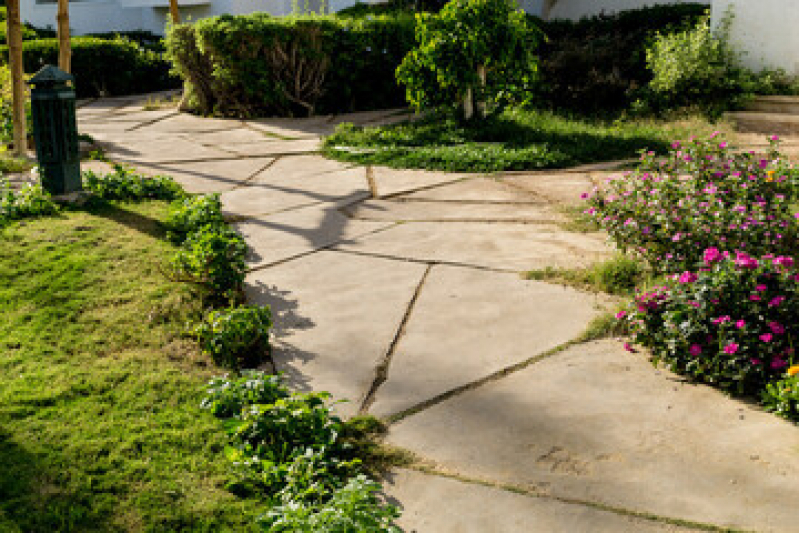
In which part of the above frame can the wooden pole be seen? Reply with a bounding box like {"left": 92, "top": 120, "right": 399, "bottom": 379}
{"left": 57, "top": 0, "right": 71, "bottom": 73}
{"left": 169, "top": 0, "right": 180, "bottom": 24}
{"left": 6, "top": 0, "right": 27, "bottom": 156}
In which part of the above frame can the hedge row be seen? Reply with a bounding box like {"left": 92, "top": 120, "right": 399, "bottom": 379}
{"left": 166, "top": 12, "right": 415, "bottom": 117}
{"left": 166, "top": 3, "right": 707, "bottom": 118}
{"left": 0, "top": 37, "right": 178, "bottom": 98}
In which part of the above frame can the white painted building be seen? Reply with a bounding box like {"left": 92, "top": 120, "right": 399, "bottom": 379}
{"left": 544, "top": 0, "right": 708, "bottom": 20}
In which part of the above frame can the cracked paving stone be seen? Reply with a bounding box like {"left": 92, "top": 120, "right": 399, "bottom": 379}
{"left": 343, "top": 199, "right": 564, "bottom": 223}
{"left": 370, "top": 167, "right": 471, "bottom": 198}
{"left": 103, "top": 137, "right": 234, "bottom": 164}
{"left": 384, "top": 469, "right": 704, "bottom": 533}
{"left": 387, "top": 340, "right": 799, "bottom": 533}
{"left": 369, "top": 266, "right": 607, "bottom": 417}
{"left": 245, "top": 251, "right": 427, "bottom": 418}
{"left": 233, "top": 204, "right": 392, "bottom": 270}
{"left": 221, "top": 155, "right": 369, "bottom": 218}
{"left": 397, "top": 176, "right": 542, "bottom": 203}
{"left": 334, "top": 221, "right": 613, "bottom": 271}
{"left": 119, "top": 158, "right": 275, "bottom": 194}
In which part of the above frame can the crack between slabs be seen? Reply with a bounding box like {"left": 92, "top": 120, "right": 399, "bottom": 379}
{"left": 401, "top": 465, "right": 746, "bottom": 533}
{"left": 230, "top": 157, "right": 281, "bottom": 191}
{"left": 358, "top": 264, "right": 433, "bottom": 415}
{"left": 227, "top": 192, "right": 371, "bottom": 224}
{"left": 344, "top": 217, "right": 564, "bottom": 225}
{"left": 328, "top": 248, "right": 518, "bottom": 274}
{"left": 114, "top": 150, "right": 321, "bottom": 166}
{"left": 376, "top": 176, "right": 478, "bottom": 200}
{"left": 125, "top": 110, "right": 181, "bottom": 132}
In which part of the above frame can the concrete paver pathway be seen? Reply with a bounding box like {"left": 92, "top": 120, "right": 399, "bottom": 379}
{"left": 75, "top": 96, "right": 799, "bottom": 533}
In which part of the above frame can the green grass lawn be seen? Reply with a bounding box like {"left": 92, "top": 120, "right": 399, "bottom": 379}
{"left": 0, "top": 201, "right": 264, "bottom": 532}
{"left": 323, "top": 108, "right": 735, "bottom": 172}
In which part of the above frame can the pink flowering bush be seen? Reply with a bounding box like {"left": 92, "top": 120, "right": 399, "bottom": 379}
{"left": 620, "top": 249, "right": 799, "bottom": 396}
{"left": 583, "top": 134, "right": 799, "bottom": 273}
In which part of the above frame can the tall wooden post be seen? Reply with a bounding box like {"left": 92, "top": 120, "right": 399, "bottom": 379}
{"left": 57, "top": 0, "right": 71, "bottom": 73}
{"left": 169, "top": 0, "right": 180, "bottom": 24}
{"left": 6, "top": 0, "right": 27, "bottom": 156}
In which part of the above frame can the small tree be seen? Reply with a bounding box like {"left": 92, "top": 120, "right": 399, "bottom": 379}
{"left": 396, "top": 0, "right": 540, "bottom": 120}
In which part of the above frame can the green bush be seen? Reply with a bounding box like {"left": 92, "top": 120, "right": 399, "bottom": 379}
{"left": 164, "top": 193, "right": 226, "bottom": 244}
{"left": 762, "top": 370, "right": 799, "bottom": 421}
{"left": 0, "top": 36, "right": 178, "bottom": 97}
{"left": 396, "top": 0, "right": 540, "bottom": 119}
{"left": 201, "top": 371, "right": 289, "bottom": 418}
{"left": 82, "top": 165, "right": 185, "bottom": 201}
{"left": 166, "top": 13, "right": 414, "bottom": 117}
{"left": 535, "top": 3, "right": 707, "bottom": 114}
{"left": 0, "top": 180, "right": 57, "bottom": 226}
{"left": 194, "top": 305, "right": 273, "bottom": 371}
{"left": 166, "top": 225, "right": 248, "bottom": 303}
{"left": 644, "top": 9, "right": 748, "bottom": 116}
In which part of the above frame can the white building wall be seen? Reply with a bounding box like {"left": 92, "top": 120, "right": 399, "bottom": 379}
{"left": 712, "top": 0, "right": 799, "bottom": 76}
{"left": 549, "top": 0, "right": 708, "bottom": 20}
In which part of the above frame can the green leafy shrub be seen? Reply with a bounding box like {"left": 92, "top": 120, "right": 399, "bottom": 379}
{"left": 166, "top": 225, "right": 248, "bottom": 303}
{"left": 166, "top": 13, "right": 414, "bottom": 117}
{"left": 0, "top": 180, "right": 57, "bottom": 226}
{"left": 261, "top": 474, "right": 401, "bottom": 532}
{"left": 584, "top": 134, "right": 799, "bottom": 273}
{"left": 620, "top": 252, "right": 799, "bottom": 396}
{"left": 762, "top": 369, "right": 799, "bottom": 421}
{"left": 396, "top": 0, "right": 540, "bottom": 119}
{"left": 535, "top": 3, "right": 706, "bottom": 114}
{"left": 201, "top": 371, "right": 289, "bottom": 418}
{"left": 194, "top": 305, "right": 272, "bottom": 370}
{"left": 82, "top": 165, "right": 185, "bottom": 201}
{"left": 0, "top": 36, "right": 178, "bottom": 98}
{"left": 645, "top": 9, "right": 749, "bottom": 116}
{"left": 165, "top": 193, "right": 226, "bottom": 244}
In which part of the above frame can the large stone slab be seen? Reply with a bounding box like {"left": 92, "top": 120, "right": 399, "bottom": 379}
{"left": 501, "top": 172, "right": 596, "bottom": 206}
{"left": 182, "top": 127, "right": 279, "bottom": 146}
{"left": 124, "top": 158, "right": 274, "bottom": 194}
{"left": 234, "top": 204, "right": 392, "bottom": 269}
{"left": 388, "top": 340, "right": 799, "bottom": 533}
{"left": 371, "top": 167, "right": 471, "bottom": 198}
{"left": 384, "top": 470, "right": 702, "bottom": 533}
{"left": 221, "top": 155, "right": 369, "bottom": 218}
{"left": 103, "top": 137, "right": 234, "bottom": 164}
{"left": 398, "top": 176, "right": 542, "bottom": 203}
{"left": 335, "top": 222, "right": 612, "bottom": 271}
{"left": 370, "top": 266, "right": 604, "bottom": 417}
{"left": 344, "top": 199, "right": 564, "bottom": 223}
{"left": 216, "top": 138, "right": 321, "bottom": 157}
{"left": 245, "top": 251, "right": 427, "bottom": 417}
{"left": 134, "top": 113, "right": 246, "bottom": 134}
{"left": 247, "top": 115, "right": 336, "bottom": 139}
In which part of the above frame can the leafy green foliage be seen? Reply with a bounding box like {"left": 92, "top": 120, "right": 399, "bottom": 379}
{"left": 621, "top": 253, "right": 799, "bottom": 397}
{"left": 584, "top": 134, "right": 799, "bottom": 273}
{"left": 166, "top": 13, "right": 415, "bottom": 117}
{"left": 165, "top": 193, "right": 226, "bottom": 243}
{"left": 0, "top": 180, "right": 57, "bottom": 226}
{"left": 644, "top": 10, "right": 748, "bottom": 116}
{"left": 0, "top": 36, "right": 177, "bottom": 98}
{"left": 166, "top": 225, "right": 248, "bottom": 304}
{"left": 82, "top": 165, "right": 185, "bottom": 201}
{"left": 324, "top": 107, "right": 730, "bottom": 172}
{"left": 536, "top": 3, "right": 706, "bottom": 114}
{"left": 762, "top": 371, "right": 799, "bottom": 421}
{"left": 194, "top": 305, "right": 273, "bottom": 371}
{"left": 261, "top": 475, "right": 401, "bottom": 532}
{"left": 201, "top": 371, "right": 289, "bottom": 418}
{"left": 396, "top": 0, "right": 539, "bottom": 117}
{"left": 201, "top": 372, "right": 401, "bottom": 531}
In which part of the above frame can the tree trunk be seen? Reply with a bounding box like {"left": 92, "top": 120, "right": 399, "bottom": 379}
{"left": 462, "top": 86, "right": 474, "bottom": 121}
{"left": 57, "top": 0, "right": 71, "bottom": 73}
{"left": 475, "top": 65, "right": 487, "bottom": 119}
{"left": 169, "top": 0, "right": 180, "bottom": 24}
{"left": 6, "top": 0, "right": 27, "bottom": 156}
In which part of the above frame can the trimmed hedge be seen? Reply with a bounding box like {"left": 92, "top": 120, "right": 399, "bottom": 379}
{"left": 166, "top": 13, "right": 415, "bottom": 117}
{"left": 0, "top": 37, "right": 178, "bottom": 98}
{"left": 534, "top": 3, "right": 707, "bottom": 114}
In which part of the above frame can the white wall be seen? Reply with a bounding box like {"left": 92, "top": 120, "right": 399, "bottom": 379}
{"left": 712, "top": 0, "right": 799, "bottom": 76}
{"left": 549, "top": 0, "right": 708, "bottom": 20}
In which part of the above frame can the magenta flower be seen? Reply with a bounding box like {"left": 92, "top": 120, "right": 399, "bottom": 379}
{"left": 724, "top": 343, "right": 739, "bottom": 354}
{"left": 703, "top": 247, "right": 723, "bottom": 265}
{"left": 760, "top": 333, "right": 773, "bottom": 343}
{"left": 768, "top": 296, "right": 786, "bottom": 308}
{"left": 771, "top": 358, "right": 788, "bottom": 370}
{"left": 712, "top": 316, "right": 731, "bottom": 325}
{"left": 756, "top": 284, "right": 767, "bottom": 292}
{"left": 750, "top": 358, "right": 762, "bottom": 366}
{"left": 735, "top": 320, "right": 746, "bottom": 329}
{"left": 768, "top": 322, "right": 786, "bottom": 335}
{"left": 615, "top": 310, "right": 627, "bottom": 319}
{"left": 689, "top": 344, "right": 702, "bottom": 356}
{"left": 624, "top": 342, "right": 635, "bottom": 353}
{"left": 750, "top": 295, "right": 762, "bottom": 302}
{"left": 678, "top": 271, "right": 698, "bottom": 284}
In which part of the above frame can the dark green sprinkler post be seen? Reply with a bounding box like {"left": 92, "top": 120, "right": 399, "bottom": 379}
{"left": 28, "top": 65, "right": 82, "bottom": 196}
